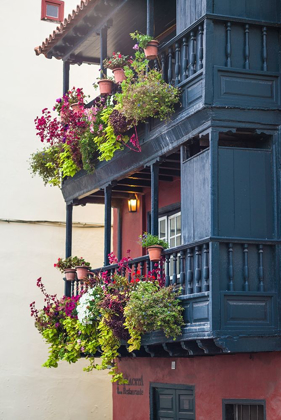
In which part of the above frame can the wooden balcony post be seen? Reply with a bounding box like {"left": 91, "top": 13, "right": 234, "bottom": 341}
{"left": 63, "top": 61, "right": 70, "bottom": 95}
{"left": 100, "top": 26, "right": 108, "bottom": 77}
{"left": 147, "top": 0, "right": 154, "bottom": 37}
{"left": 151, "top": 161, "right": 159, "bottom": 236}
{"left": 104, "top": 184, "right": 112, "bottom": 266}
{"left": 117, "top": 206, "right": 122, "bottom": 261}
{"left": 65, "top": 203, "right": 73, "bottom": 297}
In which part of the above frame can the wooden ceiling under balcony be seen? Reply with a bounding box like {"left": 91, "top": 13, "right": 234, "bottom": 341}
{"left": 44, "top": 0, "right": 176, "bottom": 63}
{"left": 75, "top": 151, "right": 180, "bottom": 206}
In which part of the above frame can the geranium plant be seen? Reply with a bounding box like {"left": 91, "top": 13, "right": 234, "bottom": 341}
{"left": 54, "top": 256, "right": 90, "bottom": 273}
{"left": 103, "top": 52, "right": 130, "bottom": 69}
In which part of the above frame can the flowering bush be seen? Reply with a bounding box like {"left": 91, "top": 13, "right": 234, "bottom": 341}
{"left": 130, "top": 31, "right": 154, "bottom": 49}
{"left": 31, "top": 251, "right": 184, "bottom": 382}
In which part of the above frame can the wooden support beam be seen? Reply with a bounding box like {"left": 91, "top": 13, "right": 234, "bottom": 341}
{"left": 147, "top": 0, "right": 154, "bottom": 37}
{"left": 63, "top": 61, "right": 70, "bottom": 95}
{"left": 118, "top": 178, "right": 151, "bottom": 187}
{"left": 151, "top": 161, "right": 159, "bottom": 236}
{"left": 65, "top": 203, "right": 73, "bottom": 297}
{"left": 104, "top": 185, "right": 112, "bottom": 266}
{"left": 100, "top": 26, "right": 108, "bottom": 77}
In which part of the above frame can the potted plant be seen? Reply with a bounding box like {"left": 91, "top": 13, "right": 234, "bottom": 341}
{"left": 54, "top": 256, "right": 79, "bottom": 280}
{"left": 53, "top": 87, "right": 88, "bottom": 120}
{"left": 94, "top": 73, "right": 114, "bottom": 95}
{"left": 115, "top": 53, "right": 180, "bottom": 126}
{"left": 75, "top": 257, "right": 91, "bottom": 280}
{"left": 103, "top": 52, "right": 130, "bottom": 83}
{"left": 130, "top": 31, "right": 159, "bottom": 60}
{"left": 139, "top": 232, "right": 168, "bottom": 261}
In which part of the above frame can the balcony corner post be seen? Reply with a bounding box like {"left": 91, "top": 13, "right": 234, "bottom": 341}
{"left": 65, "top": 203, "right": 73, "bottom": 297}
{"left": 147, "top": 0, "right": 154, "bottom": 37}
{"left": 104, "top": 184, "right": 112, "bottom": 266}
{"left": 100, "top": 26, "right": 108, "bottom": 77}
{"left": 63, "top": 61, "right": 70, "bottom": 95}
{"left": 151, "top": 161, "right": 159, "bottom": 236}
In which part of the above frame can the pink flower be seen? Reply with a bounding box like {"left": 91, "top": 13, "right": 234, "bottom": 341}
{"left": 133, "top": 44, "right": 139, "bottom": 50}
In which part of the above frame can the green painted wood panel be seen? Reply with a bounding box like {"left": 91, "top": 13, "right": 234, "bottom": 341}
{"left": 181, "top": 149, "right": 210, "bottom": 243}
{"left": 218, "top": 147, "right": 274, "bottom": 239}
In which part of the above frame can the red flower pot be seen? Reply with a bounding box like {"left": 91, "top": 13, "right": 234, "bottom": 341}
{"left": 76, "top": 266, "right": 90, "bottom": 280}
{"left": 98, "top": 79, "right": 113, "bottom": 95}
{"left": 64, "top": 269, "right": 76, "bottom": 281}
{"left": 144, "top": 40, "right": 159, "bottom": 60}
{"left": 112, "top": 68, "right": 126, "bottom": 83}
{"left": 147, "top": 245, "right": 163, "bottom": 262}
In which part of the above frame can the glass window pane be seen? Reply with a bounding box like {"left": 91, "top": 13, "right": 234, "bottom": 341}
{"left": 46, "top": 4, "right": 59, "bottom": 17}
{"left": 159, "top": 219, "right": 166, "bottom": 239}
{"left": 170, "top": 217, "right": 175, "bottom": 237}
{"left": 176, "top": 236, "right": 181, "bottom": 246}
{"left": 170, "top": 237, "right": 175, "bottom": 248}
{"left": 176, "top": 215, "right": 181, "bottom": 235}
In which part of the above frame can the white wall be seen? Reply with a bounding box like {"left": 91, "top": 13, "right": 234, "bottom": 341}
{"left": 0, "top": 1, "right": 112, "bottom": 419}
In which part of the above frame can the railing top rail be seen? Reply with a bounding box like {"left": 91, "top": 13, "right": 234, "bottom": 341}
{"left": 159, "top": 16, "right": 205, "bottom": 52}
{"left": 159, "top": 13, "right": 279, "bottom": 54}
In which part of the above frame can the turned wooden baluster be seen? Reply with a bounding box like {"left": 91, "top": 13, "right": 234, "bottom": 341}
{"left": 172, "top": 252, "right": 178, "bottom": 285}
{"left": 161, "top": 52, "right": 166, "bottom": 81}
{"left": 244, "top": 24, "right": 250, "bottom": 69}
{"left": 181, "top": 37, "right": 188, "bottom": 80}
{"left": 226, "top": 22, "right": 232, "bottom": 67}
{"left": 228, "top": 243, "right": 234, "bottom": 291}
{"left": 140, "top": 260, "right": 144, "bottom": 277}
{"left": 262, "top": 27, "right": 268, "bottom": 71}
{"left": 168, "top": 47, "right": 173, "bottom": 84}
{"left": 180, "top": 250, "right": 186, "bottom": 290}
{"left": 195, "top": 246, "right": 202, "bottom": 293}
{"left": 186, "top": 248, "right": 193, "bottom": 294}
{"left": 189, "top": 31, "right": 196, "bottom": 76}
{"left": 165, "top": 254, "right": 171, "bottom": 287}
{"left": 175, "top": 41, "right": 181, "bottom": 85}
{"left": 203, "top": 244, "right": 209, "bottom": 292}
{"left": 243, "top": 244, "right": 249, "bottom": 291}
{"left": 197, "top": 25, "right": 204, "bottom": 71}
{"left": 258, "top": 245, "right": 265, "bottom": 292}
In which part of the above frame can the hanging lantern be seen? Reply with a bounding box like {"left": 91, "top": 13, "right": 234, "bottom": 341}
{"left": 128, "top": 195, "right": 138, "bottom": 212}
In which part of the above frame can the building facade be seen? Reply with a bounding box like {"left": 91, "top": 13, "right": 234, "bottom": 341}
{"left": 35, "top": 0, "right": 281, "bottom": 419}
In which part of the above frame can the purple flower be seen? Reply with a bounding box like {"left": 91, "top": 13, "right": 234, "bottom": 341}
{"left": 81, "top": 347, "right": 85, "bottom": 352}
{"left": 77, "top": 339, "right": 81, "bottom": 345}
{"left": 55, "top": 323, "right": 60, "bottom": 328}
{"left": 56, "top": 98, "right": 62, "bottom": 103}
{"left": 133, "top": 44, "right": 139, "bottom": 50}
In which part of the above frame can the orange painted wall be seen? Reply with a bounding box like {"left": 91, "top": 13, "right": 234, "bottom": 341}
{"left": 113, "top": 179, "right": 181, "bottom": 259}
{"left": 113, "top": 352, "right": 281, "bottom": 420}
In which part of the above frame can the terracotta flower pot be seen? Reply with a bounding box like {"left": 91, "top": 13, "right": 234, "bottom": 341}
{"left": 76, "top": 266, "right": 90, "bottom": 280}
{"left": 60, "top": 110, "right": 67, "bottom": 123}
{"left": 71, "top": 102, "right": 83, "bottom": 115}
{"left": 112, "top": 68, "right": 126, "bottom": 83}
{"left": 98, "top": 79, "right": 113, "bottom": 95}
{"left": 147, "top": 245, "right": 164, "bottom": 262}
{"left": 64, "top": 269, "right": 76, "bottom": 281}
{"left": 144, "top": 40, "right": 159, "bottom": 60}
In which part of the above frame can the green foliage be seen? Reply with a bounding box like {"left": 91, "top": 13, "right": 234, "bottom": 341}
{"left": 59, "top": 145, "right": 79, "bottom": 178}
{"left": 79, "top": 130, "right": 97, "bottom": 173}
{"left": 115, "top": 54, "right": 180, "bottom": 125}
{"left": 130, "top": 31, "right": 154, "bottom": 49}
{"left": 55, "top": 256, "right": 90, "bottom": 273}
{"left": 124, "top": 282, "right": 184, "bottom": 352}
{"left": 93, "top": 107, "right": 129, "bottom": 161}
{"left": 139, "top": 232, "right": 169, "bottom": 249}
{"left": 29, "top": 146, "right": 62, "bottom": 187}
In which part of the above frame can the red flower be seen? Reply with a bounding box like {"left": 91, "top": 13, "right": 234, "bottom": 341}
{"left": 118, "top": 54, "right": 122, "bottom": 58}
{"left": 137, "top": 270, "right": 141, "bottom": 275}
{"left": 54, "top": 264, "right": 57, "bottom": 267}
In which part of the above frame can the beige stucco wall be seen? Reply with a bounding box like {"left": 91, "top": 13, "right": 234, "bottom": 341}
{"left": 0, "top": 1, "right": 112, "bottom": 419}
